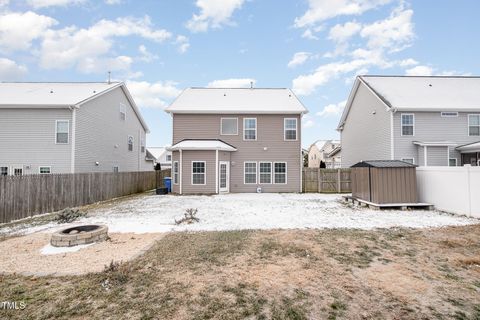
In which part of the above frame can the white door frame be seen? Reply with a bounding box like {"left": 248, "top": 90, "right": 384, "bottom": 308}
{"left": 219, "top": 161, "right": 230, "bottom": 193}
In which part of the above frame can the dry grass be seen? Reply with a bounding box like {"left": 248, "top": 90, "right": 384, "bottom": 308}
{"left": 1, "top": 225, "right": 480, "bottom": 319}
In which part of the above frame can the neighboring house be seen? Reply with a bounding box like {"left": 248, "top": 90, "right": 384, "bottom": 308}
{"left": 146, "top": 146, "right": 172, "bottom": 169}
{"left": 338, "top": 75, "right": 480, "bottom": 167}
{"left": 165, "top": 87, "right": 308, "bottom": 194}
{"left": 308, "top": 140, "right": 341, "bottom": 168}
{"left": 0, "top": 82, "right": 151, "bottom": 175}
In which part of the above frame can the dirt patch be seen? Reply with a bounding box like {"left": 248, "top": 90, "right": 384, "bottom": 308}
{"left": 0, "top": 232, "right": 163, "bottom": 276}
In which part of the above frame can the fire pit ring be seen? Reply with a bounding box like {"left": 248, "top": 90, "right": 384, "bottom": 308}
{"left": 51, "top": 224, "right": 108, "bottom": 247}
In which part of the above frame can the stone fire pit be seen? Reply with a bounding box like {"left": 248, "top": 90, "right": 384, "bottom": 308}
{"left": 51, "top": 225, "right": 108, "bottom": 247}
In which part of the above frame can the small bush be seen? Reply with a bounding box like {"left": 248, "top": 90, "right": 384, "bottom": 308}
{"left": 175, "top": 208, "right": 200, "bottom": 225}
{"left": 102, "top": 260, "right": 130, "bottom": 289}
{"left": 55, "top": 208, "right": 86, "bottom": 224}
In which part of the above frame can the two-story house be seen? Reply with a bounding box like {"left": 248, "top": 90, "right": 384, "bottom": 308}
{"left": 146, "top": 146, "right": 172, "bottom": 169}
{"left": 308, "top": 139, "right": 341, "bottom": 168}
{"left": 165, "top": 88, "right": 308, "bottom": 194}
{"left": 338, "top": 76, "right": 480, "bottom": 167}
{"left": 0, "top": 82, "right": 151, "bottom": 175}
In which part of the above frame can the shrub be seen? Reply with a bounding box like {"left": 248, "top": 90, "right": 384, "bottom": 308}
{"left": 175, "top": 208, "right": 200, "bottom": 225}
{"left": 55, "top": 208, "right": 86, "bottom": 224}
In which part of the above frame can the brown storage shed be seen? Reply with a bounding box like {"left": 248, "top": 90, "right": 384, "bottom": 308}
{"left": 351, "top": 160, "right": 417, "bottom": 204}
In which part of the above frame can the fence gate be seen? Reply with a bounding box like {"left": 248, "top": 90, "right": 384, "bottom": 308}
{"left": 302, "top": 168, "right": 351, "bottom": 193}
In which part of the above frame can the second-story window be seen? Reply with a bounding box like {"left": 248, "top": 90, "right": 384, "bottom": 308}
{"left": 140, "top": 138, "right": 145, "bottom": 153}
{"left": 244, "top": 118, "right": 257, "bottom": 140}
{"left": 120, "top": 103, "right": 126, "bottom": 121}
{"left": 166, "top": 154, "right": 172, "bottom": 161}
{"left": 469, "top": 114, "right": 480, "bottom": 136}
{"left": 127, "top": 135, "right": 134, "bottom": 151}
{"left": 284, "top": 118, "right": 297, "bottom": 140}
{"left": 401, "top": 114, "right": 414, "bottom": 136}
{"left": 56, "top": 120, "right": 69, "bottom": 144}
{"left": 221, "top": 118, "right": 238, "bottom": 135}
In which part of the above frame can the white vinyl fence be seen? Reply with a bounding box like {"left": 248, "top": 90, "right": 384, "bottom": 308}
{"left": 416, "top": 166, "right": 480, "bottom": 218}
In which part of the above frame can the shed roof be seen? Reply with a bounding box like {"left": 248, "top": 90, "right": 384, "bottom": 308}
{"left": 165, "top": 88, "right": 308, "bottom": 114}
{"left": 456, "top": 141, "right": 480, "bottom": 153}
{"left": 351, "top": 160, "right": 417, "bottom": 168}
{"left": 169, "top": 139, "right": 237, "bottom": 152}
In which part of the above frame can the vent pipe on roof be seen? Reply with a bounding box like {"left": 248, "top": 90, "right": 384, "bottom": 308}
{"left": 250, "top": 81, "right": 253, "bottom": 89}
{"left": 108, "top": 71, "right": 111, "bottom": 84}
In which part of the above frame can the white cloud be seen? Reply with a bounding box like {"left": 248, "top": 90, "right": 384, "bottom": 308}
{"left": 0, "top": 11, "right": 57, "bottom": 52}
{"left": 303, "top": 119, "right": 314, "bottom": 128}
{"left": 399, "top": 58, "right": 418, "bottom": 67}
{"left": 0, "top": 0, "right": 9, "bottom": 7}
{"left": 78, "top": 55, "right": 133, "bottom": 74}
{"left": 0, "top": 58, "right": 27, "bottom": 80}
{"left": 316, "top": 100, "right": 347, "bottom": 117}
{"left": 328, "top": 21, "right": 362, "bottom": 43}
{"left": 39, "top": 16, "right": 171, "bottom": 72}
{"left": 186, "top": 0, "right": 245, "bottom": 32}
{"left": 207, "top": 78, "right": 256, "bottom": 88}
{"left": 294, "top": 0, "right": 392, "bottom": 28}
{"left": 175, "top": 35, "right": 190, "bottom": 53}
{"left": 301, "top": 29, "right": 319, "bottom": 40}
{"left": 105, "top": 0, "right": 121, "bottom": 4}
{"left": 138, "top": 45, "right": 158, "bottom": 62}
{"left": 126, "top": 80, "right": 181, "bottom": 109}
{"left": 287, "top": 52, "right": 311, "bottom": 68}
{"left": 27, "top": 0, "right": 85, "bottom": 8}
{"left": 405, "top": 65, "right": 433, "bottom": 76}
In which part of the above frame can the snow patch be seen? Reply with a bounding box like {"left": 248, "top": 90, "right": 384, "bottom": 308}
{"left": 40, "top": 243, "right": 94, "bottom": 255}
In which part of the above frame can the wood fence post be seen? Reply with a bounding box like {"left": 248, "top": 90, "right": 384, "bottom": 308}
{"left": 337, "top": 168, "right": 341, "bottom": 193}
{"left": 317, "top": 169, "right": 321, "bottom": 193}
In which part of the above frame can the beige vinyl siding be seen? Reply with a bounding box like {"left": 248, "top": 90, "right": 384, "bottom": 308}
{"left": 0, "top": 108, "right": 72, "bottom": 174}
{"left": 181, "top": 150, "right": 216, "bottom": 194}
{"left": 341, "top": 82, "right": 392, "bottom": 167}
{"left": 74, "top": 87, "right": 150, "bottom": 173}
{"left": 173, "top": 113, "right": 301, "bottom": 193}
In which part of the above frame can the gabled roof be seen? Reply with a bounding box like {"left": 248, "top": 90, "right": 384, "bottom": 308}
{"left": 169, "top": 139, "right": 237, "bottom": 152}
{"left": 0, "top": 82, "right": 149, "bottom": 133}
{"left": 146, "top": 147, "right": 171, "bottom": 161}
{"left": 165, "top": 88, "right": 308, "bottom": 114}
{"left": 337, "top": 75, "right": 480, "bottom": 131}
{"left": 351, "top": 160, "right": 416, "bottom": 168}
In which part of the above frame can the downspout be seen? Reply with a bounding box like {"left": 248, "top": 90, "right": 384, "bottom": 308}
{"left": 215, "top": 149, "right": 219, "bottom": 194}
{"left": 69, "top": 106, "right": 79, "bottom": 173}
{"left": 179, "top": 149, "right": 183, "bottom": 195}
{"left": 368, "top": 167, "right": 372, "bottom": 202}
{"left": 390, "top": 108, "right": 396, "bottom": 160}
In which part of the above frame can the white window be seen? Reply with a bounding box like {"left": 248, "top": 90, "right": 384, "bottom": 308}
{"left": 0, "top": 167, "right": 8, "bottom": 176}
{"left": 13, "top": 167, "right": 23, "bottom": 176}
{"left": 441, "top": 112, "right": 458, "bottom": 117}
{"left": 173, "top": 161, "right": 179, "bottom": 184}
{"left": 401, "top": 158, "right": 414, "bottom": 165}
{"left": 221, "top": 118, "right": 238, "bottom": 135}
{"left": 113, "top": 166, "right": 119, "bottom": 173}
{"left": 274, "top": 162, "right": 287, "bottom": 184}
{"left": 244, "top": 162, "right": 257, "bottom": 184}
{"left": 39, "top": 166, "right": 51, "bottom": 174}
{"left": 55, "top": 120, "right": 69, "bottom": 144}
{"left": 449, "top": 158, "right": 457, "bottom": 167}
{"left": 284, "top": 118, "right": 297, "bottom": 140}
{"left": 468, "top": 114, "right": 480, "bottom": 136}
{"left": 166, "top": 154, "right": 172, "bottom": 162}
{"left": 120, "top": 103, "right": 126, "bottom": 121}
{"left": 401, "top": 114, "right": 414, "bottom": 136}
{"left": 127, "top": 135, "right": 134, "bottom": 151}
{"left": 192, "top": 161, "right": 206, "bottom": 185}
{"left": 259, "top": 162, "right": 272, "bottom": 184}
{"left": 243, "top": 118, "right": 257, "bottom": 140}
{"left": 140, "top": 138, "right": 145, "bottom": 153}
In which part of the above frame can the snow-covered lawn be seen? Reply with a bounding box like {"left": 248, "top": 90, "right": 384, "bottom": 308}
{"left": 5, "top": 193, "right": 477, "bottom": 235}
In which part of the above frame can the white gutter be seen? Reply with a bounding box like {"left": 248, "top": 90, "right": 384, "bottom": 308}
{"left": 179, "top": 150, "right": 183, "bottom": 195}
{"left": 215, "top": 150, "right": 219, "bottom": 194}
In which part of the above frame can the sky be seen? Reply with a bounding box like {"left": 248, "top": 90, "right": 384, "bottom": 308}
{"left": 0, "top": 0, "right": 479, "bottom": 148}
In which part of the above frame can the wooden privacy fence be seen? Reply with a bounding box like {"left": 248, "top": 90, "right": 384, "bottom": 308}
{"left": 302, "top": 168, "right": 352, "bottom": 193}
{"left": 0, "top": 169, "right": 171, "bottom": 224}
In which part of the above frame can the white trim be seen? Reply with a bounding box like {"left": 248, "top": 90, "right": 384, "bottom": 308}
{"left": 173, "top": 161, "right": 179, "bottom": 184}
{"left": 0, "top": 166, "right": 9, "bottom": 176}
{"left": 215, "top": 150, "right": 219, "bottom": 193}
{"left": 284, "top": 118, "right": 298, "bottom": 141}
{"left": 441, "top": 111, "right": 458, "bottom": 117}
{"left": 12, "top": 166, "right": 23, "bottom": 176}
{"left": 243, "top": 118, "right": 257, "bottom": 141}
{"left": 119, "top": 103, "right": 127, "bottom": 121}
{"left": 273, "top": 162, "right": 287, "bottom": 184}
{"left": 38, "top": 166, "right": 51, "bottom": 174}
{"left": 449, "top": 158, "right": 458, "bottom": 167}
{"left": 191, "top": 161, "right": 206, "bottom": 185}
{"left": 127, "top": 135, "right": 134, "bottom": 152}
{"left": 70, "top": 108, "right": 76, "bottom": 173}
{"left": 113, "top": 166, "right": 119, "bottom": 173}
{"left": 400, "top": 113, "right": 414, "bottom": 137}
{"left": 219, "top": 161, "right": 230, "bottom": 193}
{"left": 401, "top": 158, "right": 415, "bottom": 165}
{"left": 220, "top": 117, "right": 238, "bottom": 135}
{"left": 179, "top": 150, "right": 183, "bottom": 194}
{"left": 55, "top": 119, "right": 70, "bottom": 144}
{"left": 390, "top": 111, "right": 395, "bottom": 159}
{"left": 424, "top": 146, "right": 428, "bottom": 166}
{"left": 468, "top": 114, "right": 480, "bottom": 136}
{"left": 243, "top": 161, "right": 257, "bottom": 184}
{"left": 258, "top": 161, "right": 273, "bottom": 184}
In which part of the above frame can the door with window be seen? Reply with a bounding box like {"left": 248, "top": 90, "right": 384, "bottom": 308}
{"left": 219, "top": 161, "right": 230, "bottom": 193}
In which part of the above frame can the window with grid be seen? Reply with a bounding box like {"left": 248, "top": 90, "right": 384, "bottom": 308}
{"left": 259, "top": 162, "right": 272, "bottom": 184}
{"left": 120, "top": 103, "right": 126, "bottom": 121}
{"left": 0, "top": 167, "right": 7, "bottom": 176}
{"left": 192, "top": 162, "right": 205, "bottom": 185}
{"left": 449, "top": 158, "right": 457, "bottom": 166}
{"left": 244, "top": 162, "right": 257, "bottom": 184}
{"left": 173, "top": 161, "right": 179, "bottom": 184}
{"left": 244, "top": 118, "right": 256, "bottom": 140}
{"left": 284, "top": 118, "right": 297, "bottom": 140}
{"left": 39, "top": 167, "right": 51, "bottom": 174}
{"left": 166, "top": 154, "right": 172, "bottom": 161}
{"left": 221, "top": 118, "right": 238, "bottom": 135}
{"left": 140, "top": 138, "right": 145, "bottom": 153}
{"left": 469, "top": 114, "right": 480, "bottom": 136}
{"left": 274, "top": 162, "right": 286, "bottom": 184}
{"left": 113, "top": 166, "right": 119, "bottom": 173}
{"left": 56, "top": 120, "right": 69, "bottom": 144}
{"left": 401, "top": 114, "right": 414, "bottom": 136}
{"left": 128, "top": 135, "right": 134, "bottom": 151}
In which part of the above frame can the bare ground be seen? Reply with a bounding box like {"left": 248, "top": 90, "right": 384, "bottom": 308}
{"left": 1, "top": 225, "right": 480, "bottom": 320}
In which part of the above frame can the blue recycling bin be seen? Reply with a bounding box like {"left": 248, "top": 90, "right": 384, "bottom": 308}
{"left": 163, "top": 177, "right": 172, "bottom": 193}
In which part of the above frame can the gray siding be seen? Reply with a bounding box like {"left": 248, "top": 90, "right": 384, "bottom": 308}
{"left": 341, "top": 82, "right": 392, "bottom": 167}
{"left": 172, "top": 113, "right": 302, "bottom": 193}
{"left": 74, "top": 87, "right": 151, "bottom": 173}
{"left": 0, "top": 108, "right": 72, "bottom": 174}
{"left": 393, "top": 112, "right": 480, "bottom": 166}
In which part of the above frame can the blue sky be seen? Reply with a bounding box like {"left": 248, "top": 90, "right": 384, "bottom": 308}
{"left": 0, "top": 0, "right": 478, "bottom": 148}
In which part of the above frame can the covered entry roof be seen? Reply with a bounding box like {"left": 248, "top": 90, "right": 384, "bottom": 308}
{"left": 351, "top": 160, "right": 417, "bottom": 168}
{"left": 456, "top": 141, "right": 480, "bottom": 153}
{"left": 169, "top": 139, "right": 237, "bottom": 151}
